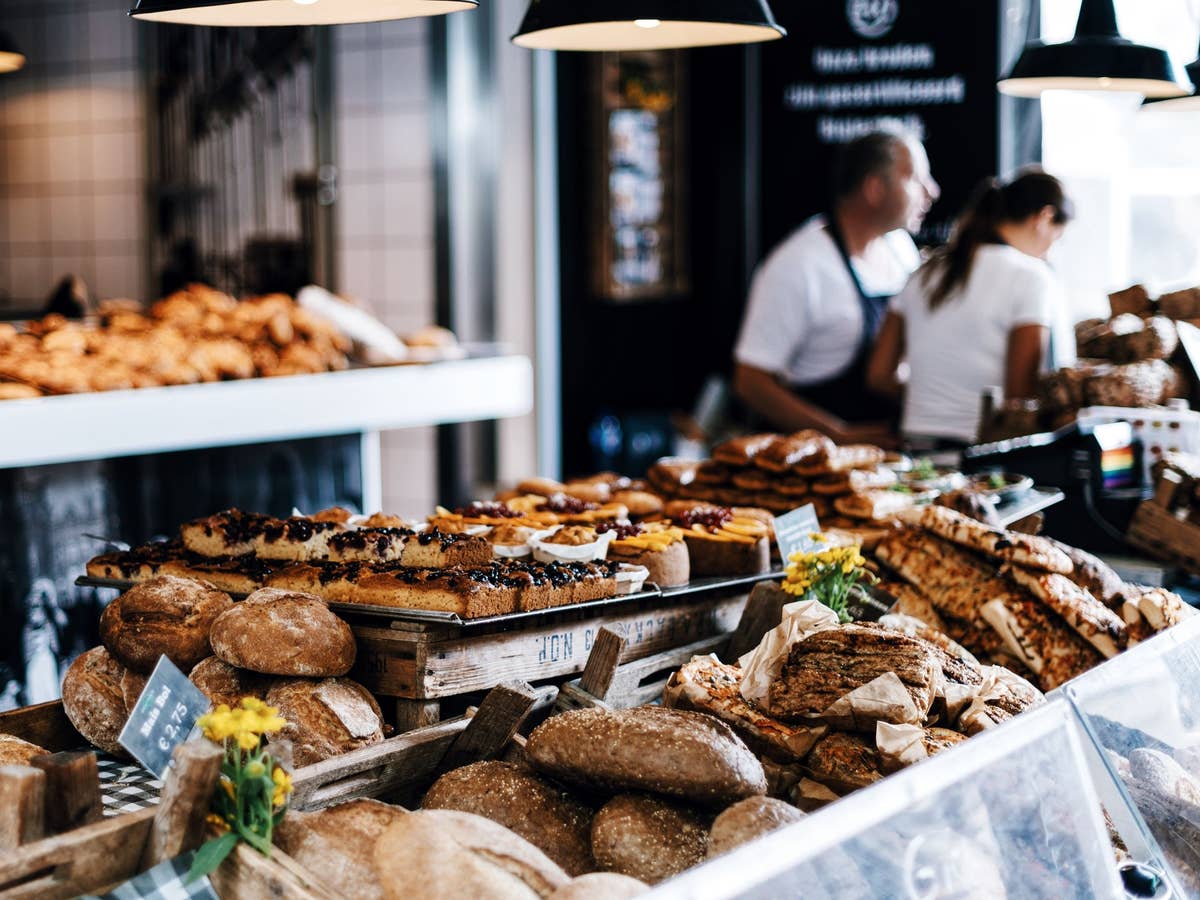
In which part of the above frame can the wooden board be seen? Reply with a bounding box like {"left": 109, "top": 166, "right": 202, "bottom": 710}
{"left": 352, "top": 591, "right": 748, "bottom": 699}
{"left": 1128, "top": 500, "right": 1200, "bottom": 578}
{"left": 0, "top": 702, "right": 82, "bottom": 753}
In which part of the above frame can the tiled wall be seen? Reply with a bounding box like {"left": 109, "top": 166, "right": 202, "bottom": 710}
{"left": 332, "top": 19, "right": 439, "bottom": 517}
{"left": 0, "top": 0, "right": 146, "bottom": 311}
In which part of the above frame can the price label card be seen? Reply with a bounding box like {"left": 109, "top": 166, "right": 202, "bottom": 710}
{"left": 774, "top": 503, "right": 822, "bottom": 564}
{"left": 118, "top": 656, "right": 211, "bottom": 779}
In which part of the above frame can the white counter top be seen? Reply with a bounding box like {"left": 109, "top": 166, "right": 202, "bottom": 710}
{"left": 0, "top": 354, "right": 533, "bottom": 469}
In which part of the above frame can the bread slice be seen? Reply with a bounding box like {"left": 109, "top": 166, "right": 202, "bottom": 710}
{"left": 896, "top": 506, "right": 1073, "bottom": 574}
{"left": 181, "top": 509, "right": 276, "bottom": 557}
{"left": 352, "top": 568, "right": 520, "bottom": 617}
{"left": 1007, "top": 568, "right": 1127, "bottom": 658}
{"left": 87, "top": 540, "right": 182, "bottom": 581}
{"left": 160, "top": 554, "right": 277, "bottom": 595}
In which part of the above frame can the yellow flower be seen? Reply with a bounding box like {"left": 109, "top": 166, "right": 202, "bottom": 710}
{"left": 206, "top": 813, "right": 230, "bottom": 833}
{"left": 221, "top": 777, "right": 236, "bottom": 802}
{"left": 272, "top": 766, "right": 293, "bottom": 808}
{"left": 245, "top": 760, "right": 266, "bottom": 779}
{"left": 809, "top": 532, "right": 827, "bottom": 543}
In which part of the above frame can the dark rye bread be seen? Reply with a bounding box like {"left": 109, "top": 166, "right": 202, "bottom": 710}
{"left": 766, "top": 624, "right": 941, "bottom": 724}
{"left": 265, "top": 678, "right": 385, "bottom": 768}
{"left": 805, "top": 732, "right": 884, "bottom": 794}
{"left": 707, "top": 797, "right": 805, "bottom": 858}
{"left": 274, "top": 798, "right": 406, "bottom": 900}
{"left": 61, "top": 646, "right": 130, "bottom": 757}
{"left": 422, "top": 761, "right": 596, "bottom": 876}
{"left": 525, "top": 707, "right": 766, "bottom": 807}
{"left": 100, "top": 575, "right": 234, "bottom": 673}
{"left": 189, "top": 657, "right": 271, "bottom": 709}
{"left": 589, "top": 794, "right": 708, "bottom": 885}
{"left": 374, "top": 809, "right": 570, "bottom": 900}
{"left": 210, "top": 588, "right": 355, "bottom": 676}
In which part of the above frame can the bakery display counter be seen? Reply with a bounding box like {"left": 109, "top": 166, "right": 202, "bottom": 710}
{"left": 0, "top": 352, "right": 533, "bottom": 471}
{"left": 651, "top": 698, "right": 1124, "bottom": 900}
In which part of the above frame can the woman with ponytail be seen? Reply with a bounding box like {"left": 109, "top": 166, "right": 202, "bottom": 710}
{"left": 866, "top": 170, "right": 1073, "bottom": 446}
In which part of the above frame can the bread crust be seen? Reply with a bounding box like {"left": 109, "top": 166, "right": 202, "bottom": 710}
{"left": 99, "top": 575, "right": 234, "bottom": 673}
{"left": 590, "top": 794, "right": 708, "bottom": 885}
{"left": 210, "top": 588, "right": 355, "bottom": 676}
{"left": 0, "top": 734, "right": 49, "bottom": 766}
{"left": 707, "top": 797, "right": 804, "bottom": 858}
{"left": 266, "top": 677, "right": 384, "bottom": 767}
{"left": 189, "top": 657, "right": 271, "bottom": 709}
{"left": 61, "top": 646, "right": 130, "bottom": 757}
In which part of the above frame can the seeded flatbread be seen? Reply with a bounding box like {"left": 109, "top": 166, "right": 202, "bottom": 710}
{"left": 980, "top": 594, "right": 1102, "bottom": 691}
{"left": 897, "top": 506, "right": 1073, "bottom": 574}
{"left": 1007, "top": 568, "right": 1127, "bottom": 658}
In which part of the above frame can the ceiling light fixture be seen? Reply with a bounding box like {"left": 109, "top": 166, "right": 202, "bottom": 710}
{"left": 1143, "top": 39, "right": 1200, "bottom": 111}
{"left": 128, "top": 0, "right": 476, "bottom": 27}
{"left": 998, "top": 0, "right": 1187, "bottom": 98}
{"left": 0, "top": 31, "right": 26, "bottom": 74}
{"left": 512, "top": 0, "right": 785, "bottom": 52}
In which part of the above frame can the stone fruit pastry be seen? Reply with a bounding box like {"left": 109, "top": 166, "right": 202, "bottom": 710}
{"left": 663, "top": 503, "right": 773, "bottom": 577}
{"left": 598, "top": 522, "right": 690, "bottom": 587}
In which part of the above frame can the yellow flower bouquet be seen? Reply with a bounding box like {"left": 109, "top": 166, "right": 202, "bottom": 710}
{"left": 782, "top": 533, "right": 873, "bottom": 623}
{"left": 187, "top": 697, "right": 293, "bottom": 882}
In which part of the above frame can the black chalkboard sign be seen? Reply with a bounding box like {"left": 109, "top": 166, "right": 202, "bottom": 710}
{"left": 760, "top": 0, "right": 1002, "bottom": 252}
{"left": 118, "top": 656, "right": 211, "bottom": 779}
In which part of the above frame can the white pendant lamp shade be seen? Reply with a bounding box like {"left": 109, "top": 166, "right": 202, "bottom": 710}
{"left": 998, "top": 0, "right": 1187, "bottom": 98}
{"left": 129, "top": 0, "right": 476, "bottom": 27}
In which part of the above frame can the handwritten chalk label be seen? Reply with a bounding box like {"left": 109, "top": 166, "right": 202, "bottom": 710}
{"left": 118, "top": 656, "right": 211, "bottom": 779}
{"left": 774, "top": 503, "right": 822, "bottom": 564}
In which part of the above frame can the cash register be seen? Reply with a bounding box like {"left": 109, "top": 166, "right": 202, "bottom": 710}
{"left": 961, "top": 420, "right": 1145, "bottom": 554}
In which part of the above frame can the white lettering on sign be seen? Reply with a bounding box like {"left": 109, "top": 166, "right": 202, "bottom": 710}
{"left": 813, "top": 43, "right": 935, "bottom": 75}
{"left": 818, "top": 113, "right": 926, "bottom": 144}
{"left": 784, "top": 76, "right": 966, "bottom": 112}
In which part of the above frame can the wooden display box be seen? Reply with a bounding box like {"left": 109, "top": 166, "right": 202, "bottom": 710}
{"left": 1127, "top": 473, "right": 1200, "bottom": 577}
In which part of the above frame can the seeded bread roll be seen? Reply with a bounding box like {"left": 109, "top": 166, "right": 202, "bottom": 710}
{"left": 274, "top": 798, "right": 406, "bottom": 900}
{"left": 99, "top": 576, "right": 234, "bottom": 673}
{"left": 265, "top": 677, "right": 384, "bottom": 767}
{"left": 526, "top": 707, "right": 766, "bottom": 807}
{"left": 707, "top": 797, "right": 805, "bottom": 858}
{"left": 0, "top": 734, "right": 49, "bottom": 766}
{"left": 373, "top": 809, "right": 570, "bottom": 900}
{"left": 61, "top": 646, "right": 130, "bottom": 757}
{"left": 422, "top": 761, "right": 595, "bottom": 876}
{"left": 590, "top": 794, "right": 708, "bottom": 885}
{"left": 547, "top": 874, "right": 649, "bottom": 899}
{"left": 189, "top": 657, "right": 271, "bottom": 709}
{"left": 210, "top": 588, "right": 355, "bottom": 676}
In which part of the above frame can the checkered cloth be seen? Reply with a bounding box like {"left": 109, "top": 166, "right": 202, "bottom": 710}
{"left": 84, "top": 853, "right": 218, "bottom": 900}
{"left": 97, "top": 755, "right": 163, "bottom": 817}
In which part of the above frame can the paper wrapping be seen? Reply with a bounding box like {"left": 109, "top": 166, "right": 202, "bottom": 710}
{"left": 738, "top": 599, "right": 839, "bottom": 706}
{"left": 956, "top": 665, "right": 1044, "bottom": 736}
{"left": 876, "top": 721, "right": 929, "bottom": 773}
{"left": 819, "top": 671, "right": 923, "bottom": 733}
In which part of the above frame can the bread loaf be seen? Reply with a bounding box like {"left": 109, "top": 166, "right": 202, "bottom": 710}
{"left": 707, "top": 797, "right": 805, "bottom": 857}
{"left": 61, "top": 646, "right": 130, "bottom": 757}
{"left": 265, "top": 677, "right": 384, "bottom": 767}
{"left": 99, "top": 576, "right": 234, "bottom": 673}
{"left": 274, "top": 798, "right": 406, "bottom": 900}
{"left": 189, "top": 657, "right": 271, "bottom": 709}
{"left": 0, "top": 734, "right": 49, "bottom": 766}
{"left": 590, "top": 794, "right": 707, "bottom": 885}
{"left": 526, "top": 707, "right": 767, "bottom": 807}
{"left": 805, "top": 732, "right": 883, "bottom": 794}
{"left": 422, "top": 761, "right": 595, "bottom": 876}
{"left": 373, "top": 809, "right": 570, "bottom": 900}
{"left": 547, "top": 873, "right": 648, "bottom": 899}
{"left": 210, "top": 588, "right": 355, "bottom": 676}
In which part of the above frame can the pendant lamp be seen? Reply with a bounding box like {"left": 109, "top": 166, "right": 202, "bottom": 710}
{"left": 128, "top": 0, "right": 476, "bottom": 27}
{"left": 1143, "top": 43, "right": 1200, "bottom": 111}
{"left": 998, "top": 0, "right": 1187, "bottom": 98}
{"left": 0, "top": 31, "right": 26, "bottom": 74}
{"left": 512, "top": 0, "right": 785, "bottom": 51}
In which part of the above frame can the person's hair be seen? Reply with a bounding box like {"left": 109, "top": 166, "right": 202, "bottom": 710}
{"left": 832, "top": 129, "right": 913, "bottom": 201}
{"left": 921, "top": 169, "right": 1073, "bottom": 310}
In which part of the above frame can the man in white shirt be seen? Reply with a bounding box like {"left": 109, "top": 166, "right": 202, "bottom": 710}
{"left": 733, "top": 129, "right": 939, "bottom": 445}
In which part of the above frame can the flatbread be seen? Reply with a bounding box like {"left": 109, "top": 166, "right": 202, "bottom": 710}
{"left": 1007, "top": 568, "right": 1127, "bottom": 658}
{"left": 896, "top": 506, "right": 1073, "bottom": 574}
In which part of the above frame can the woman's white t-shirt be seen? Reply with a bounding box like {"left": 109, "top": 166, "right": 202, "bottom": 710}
{"left": 891, "top": 243, "right": 1059, "bottom": 442}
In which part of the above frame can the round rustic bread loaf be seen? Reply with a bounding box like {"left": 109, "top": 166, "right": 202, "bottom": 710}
{"left": 189, "top": 657, "right": 271, "bottom": 709}
{"left": 422, "top": 760, "right": 595, "bottom": 876}
{"left": 0, "top": 734, "right": 49, "bottom": 766}
{"left": 275, "top": 798, "right": 406, "bottom": 900}
{"left": 61, "top": 646, "right": 130, "bottom": 757}
{"left": 707, "top": 796, "right": 805, "bottom": 858}
{"left": 526, "top": 707, "right": 767, "bottom": 807}
{"left": 119, "top": 668, "right": 148, "bottom": 713}
{"left": 590, "top": 794, "right": 708, "bottom": 885}
{"left": 210, "top": 588, "right": 355, "bottom": 676}
{"left": 373, "top": 809, "right": 570, "bottom": 900}
{"left": 548, "top": 873, "right": 649, "bottom": 899}
{"left": 100, "top": 576, "right": 234, "bottom": 673}
{"left": 265, "top": 677, "right": 384, "bottom": 767}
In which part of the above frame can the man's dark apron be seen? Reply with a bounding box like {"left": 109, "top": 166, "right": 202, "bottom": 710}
{"left": 792, "top": 221, "right": 900, "bottom": 424}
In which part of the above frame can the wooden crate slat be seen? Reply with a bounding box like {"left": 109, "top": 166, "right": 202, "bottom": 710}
{"left": 1128, "top": 502, "right": 1200, "bottom": 577}
{"left": 0, "top": 703, "right": 82, "bottom": 754}
{"left": 209, "top": 842, "right": 333, "bottom": 900}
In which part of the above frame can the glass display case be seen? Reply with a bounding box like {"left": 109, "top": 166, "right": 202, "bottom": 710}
{"left": 1066, "top": 614, "right": 1200, "bottom": 899}
{"left": 652, "top": 698, "right": 1124, "bottom": 899}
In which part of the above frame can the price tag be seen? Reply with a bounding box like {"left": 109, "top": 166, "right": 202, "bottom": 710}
{"left": 118, "top": 656, "right": 211, "bottom": 780}
{"left": 773, "top": 503, "right": 823, "bottom": 564}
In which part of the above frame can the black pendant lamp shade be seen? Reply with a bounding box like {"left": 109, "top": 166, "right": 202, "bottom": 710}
{"left": 129, "top": 0, "right": 476, "bottom": 27}
{"left": 512, "top": 0, "right": 785, "bottom": 51}
{"left": 998, "top": 0, "right": 1187, "bottom": 98}
{"left": 0, "top": 31, "right": 26, "bottom": 74}
{"left": 1143, "top": 49, "right": 1200, "bottom": 111}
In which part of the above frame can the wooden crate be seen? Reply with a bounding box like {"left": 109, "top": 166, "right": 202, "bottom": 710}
{"left": 1127, "top": 474, "right": 1200, "bottom": 577}
{"left": 350, "top": 587, "right": 749, "bottom": 725}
